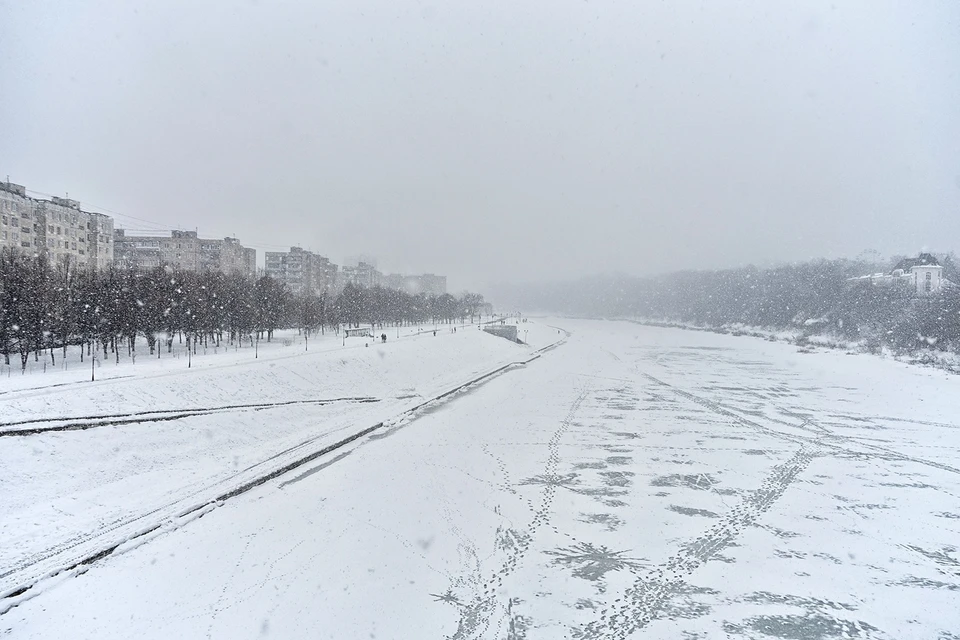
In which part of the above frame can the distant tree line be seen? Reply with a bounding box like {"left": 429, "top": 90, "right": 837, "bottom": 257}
{"left": 492, "top": 255, "right": 960, "bottom": 355}
{"left": 0, "top": 249, "right": 487, "bottom": 370}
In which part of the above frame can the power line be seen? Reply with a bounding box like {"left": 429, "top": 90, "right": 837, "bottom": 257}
{"left": 21, "top": 186, "right": 333, "bottom": 258}
{"left": 24, "top": 188, "right": 173, "bottom": 230}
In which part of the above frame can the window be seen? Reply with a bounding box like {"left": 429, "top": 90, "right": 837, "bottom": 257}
{"left": 21, "top": 241, "right": 30, "bottom": 248}
{"left": 925, "top": 272, "right": 932, "bottom": 292}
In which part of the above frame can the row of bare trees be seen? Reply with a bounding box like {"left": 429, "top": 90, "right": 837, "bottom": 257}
{"left": 0, "top": 250, "right": 487, "bottom": 371}
{"left": 492, "top": 255, "right": 960, "bottom": 354}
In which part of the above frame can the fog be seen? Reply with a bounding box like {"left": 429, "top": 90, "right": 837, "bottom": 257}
{"left": 2, "top": 0, "right": 958, "bottom": 291}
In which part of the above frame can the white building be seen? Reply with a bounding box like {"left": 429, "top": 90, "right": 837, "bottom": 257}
{"left": 380, "top": 272, "right": 447, "bottom": 296}
{"left": 113, "top": 230, "right": 256, "bottom": 276}
{"left": 264, "top": 247, "right": 338, "bottom": 295}
{"left": 1, "top": 181, "right": 114, "bottom": 268}
{"left": 338, "top": 261, "right": 382, "bottom": 289}
{"left": 847, "top": 253, "right": 947, "bottom": 295}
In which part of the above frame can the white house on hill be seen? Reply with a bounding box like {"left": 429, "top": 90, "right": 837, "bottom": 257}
{"left": 847, "top": 253, "right": 947, "bottom": 294}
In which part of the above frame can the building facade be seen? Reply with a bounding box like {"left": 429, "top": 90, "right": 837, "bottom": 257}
{"left": 114, "top": 229, "right": 256, "bottom": 276}
{"left": 1, "top": 182, "right": 114, "bottom": 268}
{"left": 0, "top": 182, "right": 32, "bottom": 254}
{"left": 264, "top": 247, "right": 338, "bottom": 295}
{"left": 379, "top": 271, "right": 448, "bottom": 296}
{"left": 339, "top": 261, "right": 382, "bottom": 289}
{"left": 847, "top": 253, "right": 948, "bottom": 295}
{"left": 416, "top": 273, "right": 447, "bottom": 296}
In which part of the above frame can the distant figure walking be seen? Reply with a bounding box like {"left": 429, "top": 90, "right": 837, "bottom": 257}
{"left": 381, "top": 333, "right": 387, "bottom": 343}
{"left": 433, "top": 330, "right": 437, "bottom": 337}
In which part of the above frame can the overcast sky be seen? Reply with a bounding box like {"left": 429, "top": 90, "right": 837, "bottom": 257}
{"left": 2, "top": 0, "right": 958, "bottom": 291}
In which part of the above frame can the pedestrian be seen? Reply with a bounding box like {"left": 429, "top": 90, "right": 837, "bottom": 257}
{"left": 433, "top": 330, "right": 437, "bottom": 337}
{"left": 381, "top": 333, "right": 387, "bottom": 343}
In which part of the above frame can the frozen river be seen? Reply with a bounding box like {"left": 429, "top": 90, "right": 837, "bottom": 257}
{"left": 3, "top": 318, "right": 959, "bottom": 639}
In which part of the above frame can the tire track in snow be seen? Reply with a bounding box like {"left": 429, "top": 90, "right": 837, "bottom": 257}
{"left": 0, "top": 397, "right": 379, "bottom": 436}
{"left": 640, "top": 372, "right": 811, "bottom": 447}
{"left": 447, "top": 388, "right": 589, "bottom": 640}
{"left": 643, "top": 372, "right": 960, "bottom": 477}
{"left": 575, "top": 446, "right": 816, "bottom": 639}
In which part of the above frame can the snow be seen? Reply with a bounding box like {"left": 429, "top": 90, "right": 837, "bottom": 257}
{"left": 2, "top": 318, "right": 959, "bottom": 639}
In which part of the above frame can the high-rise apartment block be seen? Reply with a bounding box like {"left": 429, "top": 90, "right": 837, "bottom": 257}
{"left": 264, "top": 247, "right": 338, "bottom": 295}
{"left": 0, "top": 181, "right": 114, "bottom": 268}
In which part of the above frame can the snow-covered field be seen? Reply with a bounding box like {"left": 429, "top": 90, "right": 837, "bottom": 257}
{"left": 2, "top": 318, "right": 959, "bottom": 639}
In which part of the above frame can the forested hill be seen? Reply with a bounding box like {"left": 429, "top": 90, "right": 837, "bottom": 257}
{"left": 491, "top": 255, "right": 960, "bottom": 354}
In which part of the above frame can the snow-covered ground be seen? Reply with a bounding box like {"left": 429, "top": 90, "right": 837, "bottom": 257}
{"left": 2, "top": 318, "right": 959, "bottom": 639}
{"left": 0, "top": 319, "right": 555, "bottom": 604}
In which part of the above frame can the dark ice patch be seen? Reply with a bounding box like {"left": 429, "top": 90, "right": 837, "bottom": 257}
{"left": 724, "top": 614, "right": 878, "bottom": 639}
{"left": 669, "top": 505, "right": 719, "bottom": 518}
{"left": 651, "top": 473, "right": 717, "bottom": 490}
{"left": 573, "top": 461, "right": 607, "bottom": 470}
{"left": 742, "top": 591, "right": 856, "bottom": 612}
{"left": 544, "top": 543, "right": 645, "bottom": 581}
{"left": 579, "top": 512, "right": 624, "bottom": 531}
{"left": 600, "top": 471, "right": 635, "bottom": 487}
{"left": 894, "top": 576, "right": 960, "bottom": 591}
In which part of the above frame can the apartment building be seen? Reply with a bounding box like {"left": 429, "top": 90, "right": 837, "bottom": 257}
{"left": 0, "top": 181, "right": 114, "bottom": 268}
{"left": 0, "top": 182, "right": 32, "bottom": 253}
{"left": 381, "top": 272, "right": 447, "bottom": 296}
{"left": 264, "top": 247, "right": 338, "bottom": 295}
{"left": 113, "top": 229, "right": 256, "bottom": 276}
{"left": 339, "top": 261, "right": 382, "bottom": 289}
